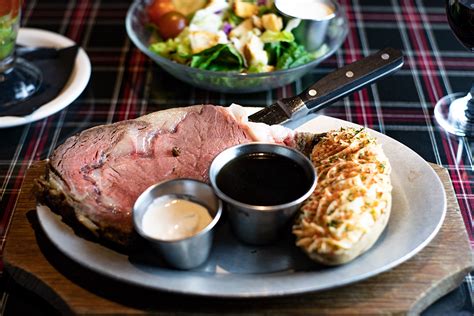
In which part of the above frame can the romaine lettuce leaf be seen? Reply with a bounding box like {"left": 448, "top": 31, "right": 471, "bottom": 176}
{"left": 247, "top": 63, "right": 273, "bottom": 73}
{"left": 264, "top": 42, "right": 283, "bottom": 65}
{"left": 149, "top": 29, "right": 191, "bottom": 63}
{"left": 276, "top": 42, "right": 313, "bottom": 69}
{"left": 265, "top": 41, "right": 315, "bottom": 70}
{"left": 260, "top": 30, "right": 294, "bottom": 43}
{"left": 190, "top": 43, "right": 244, "bottom": 71}
{"left": 227, "top": 10, "right": 243, "bottom": 26}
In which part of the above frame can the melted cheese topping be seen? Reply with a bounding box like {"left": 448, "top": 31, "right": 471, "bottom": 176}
{"left": 292, "top": 128, "right": 392, "bottom": 255}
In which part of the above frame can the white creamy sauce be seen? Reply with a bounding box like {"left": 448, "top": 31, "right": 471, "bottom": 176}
{"left": 141, "top": 195, "right": 213, "bottom": 240}
{"left": 276, "top": 0, "right": 335, "bottom": 20}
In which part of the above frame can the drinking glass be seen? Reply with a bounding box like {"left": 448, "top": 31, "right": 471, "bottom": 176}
{"left": 434, "top": 0, "right": 474, "bottom": 136}
{"left": 0, "top": 0, "right": 42, "bottom": 107}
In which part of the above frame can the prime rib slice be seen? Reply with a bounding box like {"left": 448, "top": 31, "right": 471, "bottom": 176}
{"left": 37, "top": 104, "right": 320, "bottom": 246}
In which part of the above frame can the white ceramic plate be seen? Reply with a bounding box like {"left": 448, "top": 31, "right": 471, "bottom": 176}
{"left": 0, "top": 28, "right": 91, "bottom": 128}
{"left": 37, "top": 115, "right": 446, "bottom": 297}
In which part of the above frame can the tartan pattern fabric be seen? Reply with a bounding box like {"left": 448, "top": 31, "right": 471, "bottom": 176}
{"left": 0, "top": 0, "right": 472, "bottom": 312}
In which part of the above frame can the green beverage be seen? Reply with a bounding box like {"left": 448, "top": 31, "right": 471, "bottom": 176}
{"left": 0, "top": 15, "right": 17, "bottom": 60}
{"left": 0, "top": 0, "right": 19, "bottom": 62}
{"left": 0, "top": 0, "right": 42, "bottom": 106}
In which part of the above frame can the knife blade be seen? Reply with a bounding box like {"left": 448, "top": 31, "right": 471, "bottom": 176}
{"left": 248, "top": 47, "right": 404, "bottom": 125}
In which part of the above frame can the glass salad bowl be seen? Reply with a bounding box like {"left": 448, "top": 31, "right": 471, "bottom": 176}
{"left": 125, "top": 0, "right": 348, "bottom": 93}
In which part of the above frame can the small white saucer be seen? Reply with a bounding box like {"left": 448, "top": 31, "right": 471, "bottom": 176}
{"left": 0, "top": 28, "right": 91, "bottom": 128}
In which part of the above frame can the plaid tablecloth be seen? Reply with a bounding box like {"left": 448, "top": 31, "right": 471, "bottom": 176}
{"left": 0, "top": 0, "right": 473, "bottom": 314}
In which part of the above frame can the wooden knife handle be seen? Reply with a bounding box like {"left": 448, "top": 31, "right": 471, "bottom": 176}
{"left": 248, "top": 48, "right": 404, "bottom": 125}
{"left": 300, "top": 47, "right": 404, "bottom": 112}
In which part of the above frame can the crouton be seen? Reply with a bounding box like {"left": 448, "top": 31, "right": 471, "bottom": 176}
{"left": 173, "top": 0, "right": 207, "bottom": 16}
{"left": 261, "top": 13, "right": 283, "bottom": 32}
{"left": 243, "top": 33, "right": 268, "bottom": 66}
{"left": 251, "top": 15, "right": 262, "bottom": 29}
{"left": 229, "top": 18, "right": 253, "bottom": 38}
{"left": 189, "top": 31, "right": 220, "bottom": 54}
{"left": 233, "top": 0, "right": 259, "bottom": 18}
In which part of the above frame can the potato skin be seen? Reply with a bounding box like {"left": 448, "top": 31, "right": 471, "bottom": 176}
{"left": 303, "top": 198, "right": 391, "bottom": 265}
{"left": 293, "top": 128, "right": 392, "bottom": 266}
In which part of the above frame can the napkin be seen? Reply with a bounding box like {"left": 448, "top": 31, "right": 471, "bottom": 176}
{"left": 0, "top": 45, "right": 79, "bottom": 117}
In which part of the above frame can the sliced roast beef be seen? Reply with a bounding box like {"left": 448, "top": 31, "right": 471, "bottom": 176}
{"left": 37, "top": 104, "right": 317, "bottom": 246}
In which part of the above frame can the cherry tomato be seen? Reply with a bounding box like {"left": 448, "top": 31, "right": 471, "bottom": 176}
{"left": 0, "top": 1, "right": 12, "bottom": 17}
{"left": 147, "top": 0, "right": 175, "bottom": 26}
{"left": 157, "top": 11, "right": 187, "bottom": 40}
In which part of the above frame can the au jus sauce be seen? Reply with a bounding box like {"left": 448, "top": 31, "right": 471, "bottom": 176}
{"left": 216, "top": 152, "right": 311, "bottom": 206}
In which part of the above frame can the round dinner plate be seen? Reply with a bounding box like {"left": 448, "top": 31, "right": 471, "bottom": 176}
{"left": 37, "top": 114, "right": 446, "bottom": 297}
{"left": 0, "top": 28, "right": 91, "bottom": 128}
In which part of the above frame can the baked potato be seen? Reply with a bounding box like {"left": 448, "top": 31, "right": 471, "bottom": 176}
{"left": 293, "top": 128, "right": 392, "bottom": 265}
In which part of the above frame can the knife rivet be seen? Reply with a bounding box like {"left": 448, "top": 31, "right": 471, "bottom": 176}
{"left": 345, "top": 71, "right": 354, "bottom": 78}
{"left": 381, "top": 53, "right": 390, "bottom": 60}
{"left": 308, "top": 89, "right": 317, "bottom": 96}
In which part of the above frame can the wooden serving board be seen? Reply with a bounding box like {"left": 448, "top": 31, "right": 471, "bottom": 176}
{"left": 3, "top": 161, "right": 473, "bottom": 315}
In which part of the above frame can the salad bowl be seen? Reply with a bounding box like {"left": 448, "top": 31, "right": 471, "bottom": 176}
{"left": 125, "top": 0, "right": 348, "bottom": 93}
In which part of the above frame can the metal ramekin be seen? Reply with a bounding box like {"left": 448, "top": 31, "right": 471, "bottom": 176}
{"left": 133, "top": 179, "right": 222, "bottom": 270}
{"left": 209, "top": 143, "right": 317, "bottom": 245}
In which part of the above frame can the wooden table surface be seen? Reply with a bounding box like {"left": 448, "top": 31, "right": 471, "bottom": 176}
{"left": 2, "top": 161, "right": 473, "bottom": 315}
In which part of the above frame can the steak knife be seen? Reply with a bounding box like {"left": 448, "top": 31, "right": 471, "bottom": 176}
{"left": 248, "top": 47, "right": 404, "bottom": 125}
